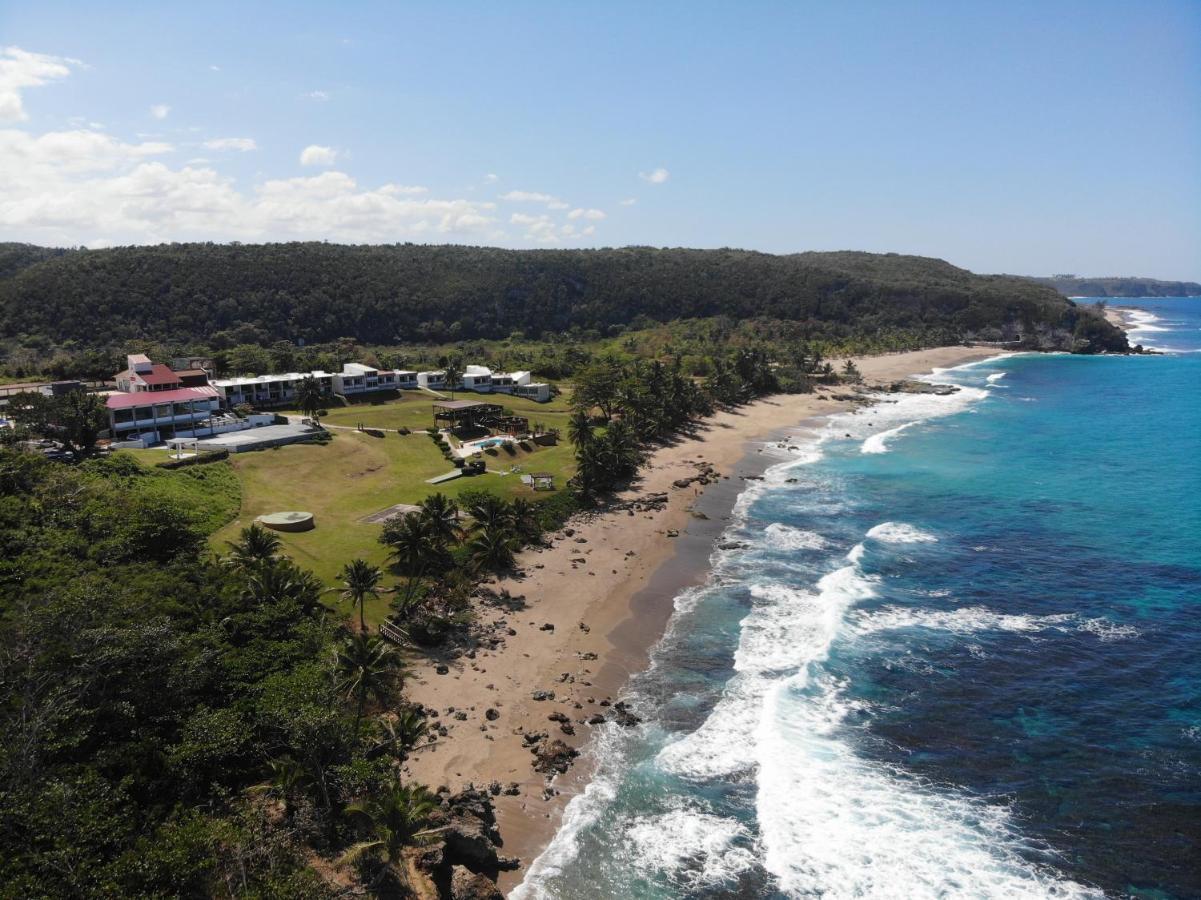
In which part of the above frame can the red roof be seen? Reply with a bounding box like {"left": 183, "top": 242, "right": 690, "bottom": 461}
{"left": 106, "top": 386, "right": 218, "bottom": 409}
{"left": 136, "top": 364, "right": 183, "bottom": 386}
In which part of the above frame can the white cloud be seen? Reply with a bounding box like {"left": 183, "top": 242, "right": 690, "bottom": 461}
{"left": 0, "top": 47, "right": 79, "bottom": 122}
{"left": 0, "top": 134, "right": 498, "bottom": 246}
{"left": 639, "top": 167, "right": 669, "bottom": 184}
{"left": 483, "top": 172, "right": 498, "bottom": 183}
{"left": 501, "top": 189, "right": 555, "bottom": 203}
{"left": 299, "top": 144, "right": 338, "bottom": 166}
{"left": 209, "top": 64, "right": 221, "bottom": 72}
{"left": 203, "top": 136, "right": 257, "bottom": 152}
{"left": 620, "top": 197, "right": 637, "bottom": 206}
{"left": 150, "top": 104, "right": 171, "bottom": 120}
{"left": 500, "top": 189, "right": 568, "bottom": 210}
{"left": 305, "top": 90, "right": 330, "bottom": 102}
{"left": 582, "top": 225, "right": 596, "bottom": 236}
{"left": 568, "top": 207, "right": 605, "bottom": 221}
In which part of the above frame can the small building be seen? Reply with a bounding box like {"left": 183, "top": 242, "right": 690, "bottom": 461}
{"left": 331, "top": 363, "right": 417, "bottom": 395}
{"left": 417, "top": 369, "right": 452, "bottom": 390}
{"left": 114, "top": 354, "right": 186, "bottom": 393}
{"left": 171, "top": 356, "right": 215, "bottom": 375}
{"left": 0, "top": 380, "right": 84, "bottom": 400}
{"left": 461, "top": 365, "right": 493, "bottom": 392}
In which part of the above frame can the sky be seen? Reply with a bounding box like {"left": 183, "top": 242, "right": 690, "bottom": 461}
{"left": 1, "top": 1, "right": 1199, "bottom": 279}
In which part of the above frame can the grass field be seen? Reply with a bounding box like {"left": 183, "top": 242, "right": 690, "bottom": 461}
{"left": 204, "top": 426, "right": 575, "bottom": 627}
{"left": 289, "top": 387, "right": 576, "bottom": 435}
{"left": 115, "top": 391, "right": 576, "bottom": 627}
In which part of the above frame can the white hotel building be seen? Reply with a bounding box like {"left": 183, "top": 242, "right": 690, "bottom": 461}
{"left": 212, "top": 364, "right": 419, "bottom": 407}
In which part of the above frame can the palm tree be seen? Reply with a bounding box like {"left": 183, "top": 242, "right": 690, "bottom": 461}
{"left": 339, "top": 783, "right": 441, "bottom": 886}
{"left": 333, "top": 633, "right": 406, "bottom": 740}
{"left": 508, "top": 496, "right": 542, "bottom": 544}
{"left": 224, "top": 523, "right": 281, "bottom": 569}
{"left": 417, "top": 493, "right": 461, "bottom": 547}
{"left": 464, "top": 492, "right": 511, "bottom": 536}
{"left": 243, "top": 558, "right": 325, "bottom": 614}
{"left": 441, "top": 358, "right": 463, "bottom": 399}
{"left": 296, "top": 375, "right": 324, "bottom": 424}
{"left": 466, "top": 523, "right": 519, "bottom": 573}
{"left": 369, "top": 710, "right": 430, "bottom": 761}
{"left": 334, "top": 558, "right": 386, "bottom": 632}
{"left": 251, "top": 755, "right": 313, "bottom": 817}
{"left": 567, "top": 407, "right": 593, "bottom": 448}
{"left": 382, "top": 513, "right": 441, "bottom": 607}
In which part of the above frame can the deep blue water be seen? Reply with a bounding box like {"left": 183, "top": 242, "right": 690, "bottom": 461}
{"left": 516, "top": 299, "right": 1200, "bottom": 900}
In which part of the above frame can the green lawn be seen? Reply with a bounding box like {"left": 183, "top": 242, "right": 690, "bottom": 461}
{"left": 207, "top": 427, "right": 575, "bottom": 627}
{"left": 286, "top": 387, "right": 576, "bottom": 435}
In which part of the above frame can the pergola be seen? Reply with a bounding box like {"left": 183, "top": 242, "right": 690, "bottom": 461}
{"left": 432, "top": 400, "right": 529, "bottom": 435}
{"left": 166, "top": 437, "right": 199, "bottom": 460}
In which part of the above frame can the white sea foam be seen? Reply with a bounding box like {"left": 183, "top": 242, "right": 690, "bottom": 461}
{"left": 861, "top": 421, "right": 916, "bottom": 454}
{"left": 764, "top": 522, "right": 829, "bottom": 551}
{"left": 866, "top": 521, "right": 938, "bottom": 544}
{"left": 986, "top": 372, "right": 1007, "bottom": 383}
{"left": 755, "top": 675, "right": 1105, "bottom": 899}
{"left": 830, "top": 381, "right": 990, "bottom": 456}
{"left": 1126, "top": 309, "right": 1169, "bottom": 332}
{"left": 622, "top": 806, "right": 757, "bottom": 888}
{"left": 851, "top": 605, "right": 1139, "bottom": 642}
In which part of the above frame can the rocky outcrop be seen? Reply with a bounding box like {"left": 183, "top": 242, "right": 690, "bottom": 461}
{"left": 420, "top": 788, "right": 516, "bottom": 900}
{"left": 450, "top": 866, "right": 503, "bottom": 900}
{"left": 530, "top": 737, "right": 579, "bottom": 775}
{"left": 886, "top": 379, "right": 960, "bottom": 395}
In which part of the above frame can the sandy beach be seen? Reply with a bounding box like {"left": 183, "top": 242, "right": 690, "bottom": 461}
{"left": 400, "top": 345, "right": 999, "bottom": 890}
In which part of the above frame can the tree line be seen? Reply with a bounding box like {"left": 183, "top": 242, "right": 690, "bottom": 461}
{"left": 0, "top": 242, "right": 1128, "bottom": 357}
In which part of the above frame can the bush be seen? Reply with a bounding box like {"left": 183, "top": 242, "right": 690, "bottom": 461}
{"left": 155, "top": 449, "right": 230, "bottom": 469}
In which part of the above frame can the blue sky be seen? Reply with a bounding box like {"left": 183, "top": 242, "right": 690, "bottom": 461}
{"left": 2, "top": 1, "right": 1198, "bottom": 278}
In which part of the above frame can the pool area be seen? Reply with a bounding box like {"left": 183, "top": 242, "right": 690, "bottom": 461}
{"left": 456, "top": 434, "right": 517, "bottom": 457}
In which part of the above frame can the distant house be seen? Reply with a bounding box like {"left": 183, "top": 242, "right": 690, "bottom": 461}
{"left": 114, "top": 354, "right": 188, "bottom": 393}
{"left": 417, "top": 369, "right": 452, "bottom": 390}
{"left": 332, "top": 363, "right": 417, "bottom": 395}
{"left": 171, "top": 356, "right": 215, "bottom": 375}
{"left": 0, "top": 380, "right": 84, "bottom": 400}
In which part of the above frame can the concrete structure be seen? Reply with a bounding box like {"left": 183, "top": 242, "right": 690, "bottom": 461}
{"left": 105, "top": 386, "right": 223, "bottom": 444}
{"left": 114, "top": 354, "right": 189, "bottom": 393}
{"left": 420, "top": 365, "right": 551, "bottom": 402}
{"left": 0, "top": 380, "right": 85, "bottom": 400}
{"left": 214, "top": 363, "right": 418, "bottom": 407}
{"left": 332, "top": 363, "right": 417, "bottom": 395}
{"left": 417, "top": 369, "right": 452, "bottom": 390}
{"left": 193, "top": 422, "right": 323, "bottom": 453}
{"left": 213, "top": 371, "right": 336, "bottom": 408}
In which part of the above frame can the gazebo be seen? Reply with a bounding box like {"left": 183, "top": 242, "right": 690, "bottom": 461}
{"left": 166, "top": 437, "right": 199, "bottom": 460}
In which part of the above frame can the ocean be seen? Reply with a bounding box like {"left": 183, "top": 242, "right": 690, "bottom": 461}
{"left": 514, "top": 298, "right": 1201, "bottom": 900}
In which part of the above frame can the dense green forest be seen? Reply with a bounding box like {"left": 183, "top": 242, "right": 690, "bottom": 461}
{"left": 1028, "top": 274, "right": 1201, "bottom": 298}
{"left": 0, "top": 243, "right": 1127, "bottom": 356}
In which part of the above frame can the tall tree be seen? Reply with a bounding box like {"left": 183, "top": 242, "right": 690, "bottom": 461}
{"left": 340, "top": 783, "right": 440, "bottom": 888}
{"left": 224, "top": 522, "right": 282, "bottom": 569}
{"left": 334, "top": 558, "right": 386, "bottom": 632}
{"left": 296, "top": 375, "right": 324, "bottom": 424}
{"left": 333, "top": 633, "right": 405, "bottom": 741}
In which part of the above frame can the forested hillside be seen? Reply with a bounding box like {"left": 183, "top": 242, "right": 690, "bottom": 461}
{"left": 1030, "top": 275, "right": 1201, "bottom": 298}
{"left": 0, "top": 243, "right": 1126, "bottom": 352}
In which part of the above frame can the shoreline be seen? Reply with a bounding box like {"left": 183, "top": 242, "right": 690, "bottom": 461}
{"left": 399, "top": 345, "right": 1001, "bottom": 892}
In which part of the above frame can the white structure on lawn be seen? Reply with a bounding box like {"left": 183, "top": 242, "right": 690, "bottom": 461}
{"left": 417, "top": 366, "right": 550, "bottom": 402}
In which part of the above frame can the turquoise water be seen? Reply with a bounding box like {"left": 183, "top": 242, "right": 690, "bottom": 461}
{"left": 515, "top": 299, "right": 1200, "bottom": 900}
